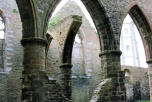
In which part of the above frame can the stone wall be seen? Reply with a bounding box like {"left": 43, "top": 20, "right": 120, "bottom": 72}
{"left": 0, "top": 1, "right": 101, "bottom": 101}
{"left": 0, "top": 0, "right": 23, "bottom": 101}
{"left": 48, "top": 1, "right": 101, "bottom": 78}
{"left": 47, "top": 1, "right": 102, "bottom": 101}
{"left": 0, "top": 0, "right": 152, "bottom": 102}
{"left": 90, "top": 70, "right": 126, "bottom": 102}
{"left": 0, "top": 73, "right": 7, "bottom": 101}
{"left": 121, "top": 66, "right": 148, "bottom": 84}
{"left": 122, "top": 66, "right": 150, "bottom": 101}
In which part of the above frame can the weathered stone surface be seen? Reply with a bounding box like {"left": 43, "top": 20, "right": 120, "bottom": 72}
{"left": 48, "top": 15, "right": 82, "bottom": 100}
{"left": 122, "top": 66, "right": 150, "bottom": 102}
{"left": 47, "top": 2, "right": 102, "bottom": 102}
{"left": 1, "top": 0, "right": 152, "bottom": 101}
{"left": 48, "top": 15, "right": 82, "bottom": 63}
{"left": 0, "top": 0, "right": 23, "bottom": 102}
{"left": 122, "top": 66, "right": 148, "bottom": 84}
{"left": 90, "top": 79, "right": 112, "bottom": 102}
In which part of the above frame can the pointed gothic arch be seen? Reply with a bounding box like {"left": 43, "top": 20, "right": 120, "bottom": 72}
{"left": 46, "top": 0, "right": 113, "bottom": 63}
{"left": 47, "top": 0, "right": 113, "bottom": 52}
{"left": 15, "top": 0, "right": 36, "bottom": 38}
{"left": 128, "top": 5, "right": 152, "bottom": 60}
{"left": 14, "top": 0, "right": 125, "bottom": 101}
{"left": 121, "top": 4, "right": 152, "bottom": 101}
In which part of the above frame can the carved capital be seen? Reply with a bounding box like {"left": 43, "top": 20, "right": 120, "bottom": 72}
{"left": 99, "top": 50, "right": 122, "bottom": 57}
{"left": 21, "top": 38, "right": 48, "bottom": 46}
{"left": 147, "top": 59, "right": 152, "bottom": 64}
{"left": 60, "top": 63, "right": 73, "bottom": 69}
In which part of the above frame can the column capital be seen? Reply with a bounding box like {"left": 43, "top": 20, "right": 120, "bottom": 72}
{"left": 60, "top": 63, "right": 73, "bottom": 69}
{"left": 147, "top": 59, "right": 152, "bottom": 64}
{"left": 99, "top": 50, "right": 122, "bottom": 57}
{"left": 21, "top": 38, "right": 48, "bottom": 46}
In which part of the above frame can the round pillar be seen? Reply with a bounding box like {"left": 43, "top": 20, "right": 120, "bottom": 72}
{"left": 21, "top": 38, "right": 48, "bottom": 102}
{"left": 99, "top": 50, "right": 126, "bottom": 102}
{"left": 99, "top": 50, "right": 122, "bottom": 79}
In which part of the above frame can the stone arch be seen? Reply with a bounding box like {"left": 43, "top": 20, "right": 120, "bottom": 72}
{"left": 47, "top": 0, "right": 113, "bottom": 63}
{"left": 121, "top": 4, "right": 152, "bottom": 101}
{"left": 14, "top": 0, "right": 114, "bottom": 57}
{"left": 15, "top": 0, "right": 36, "bottom": 38}
{"left": 13, "top": 0, "right": 123, "bottom": 101}
{"left": 127, "top": 5, "right": 152, "bottom": 60}
{"left": 46, "top": 0, "right": 113, "bottom": 52}
{"left": 62, "top": 18, "right": 82, "bottom": 63}
{"left": 47, "top": 15, "right": 82, "bottom": 64}
{"left": 81, "top": 0, "right": 114, "bottom": 51}
{"left": 14, "top": 1, "right": 62, "bottom": 101}
{"left": 15, "top": 0, "right": 61, "bottom": 38}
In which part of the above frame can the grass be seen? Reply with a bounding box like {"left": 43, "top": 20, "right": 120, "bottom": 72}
{"left": 133, "top": 100, "right": 150, "bottom": 102}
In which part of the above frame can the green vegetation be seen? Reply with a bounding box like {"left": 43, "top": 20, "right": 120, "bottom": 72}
{"left": 49, "top": 17, "right": 60, "bottom": 27}
{"left": 76, "top": 74, "right": 80, "bottom": 79}
{"left": 12, "top": 8, "right": 18, "bottom": 13}
{"left": 133, "top": 100, "right": 150, "bottom": 102}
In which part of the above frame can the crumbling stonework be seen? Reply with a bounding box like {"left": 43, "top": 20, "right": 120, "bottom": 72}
{"left": 48, "top": 15, "right": 82, "bottom": 100}
{"left": 90, "top": 79, "right": 112, "bottom": 102}
{"left": 52, "top": 1, "right": 101, "bottom": 77}
{"left": 122, "top": 66, "right": 150, "bottom": 101}
{"left": 0, "top": 0, "right": 152, "bottom": 102}
{"left": 47, "top": 1, "right": 102, "bottom": 101}
{"left": 122, "top": 66, "right": 148, "bottom": 84}
{"left": 91, "top": 71, "right": 126, "bottom": 102}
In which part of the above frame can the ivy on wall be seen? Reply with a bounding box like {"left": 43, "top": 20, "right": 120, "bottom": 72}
{"left": 49, "top": 17, "right": 60, "bottom": 27}
{"left": 12, "top": 9, "right": 18, "bottom": 13}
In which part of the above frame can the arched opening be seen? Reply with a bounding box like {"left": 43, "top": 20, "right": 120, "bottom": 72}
{"left": 13, "top": 0, "right": 121, "bottom": 101}
{"left": 124, "top": 69, "right": 131, "bottom": 83}
{"left": 121, "top": 5, "right": 151, "bottom": 102}
{"left": 47, "top": 0, "right": 101, "bottom": 101}
{"left": 72, "top": 33, "right": 84, "bottom": 76}
{"left": 121, "top": 14, "right": 147, "bottom": 68}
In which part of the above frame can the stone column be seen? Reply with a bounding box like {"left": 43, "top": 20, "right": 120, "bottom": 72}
{"left": 99, "top": 50, "right": 122, "bottom": 79}
{"left": 99, "top": 50, "right": 126, "bottom": 102}
{"left": 147, "top": 59, "right": 152, "bottom": 101}
{"left": 60, "top": 63, "right": 72, "bottom": 101}
{"left": 21, "top": 38, "right": 48, "bottom": 102}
